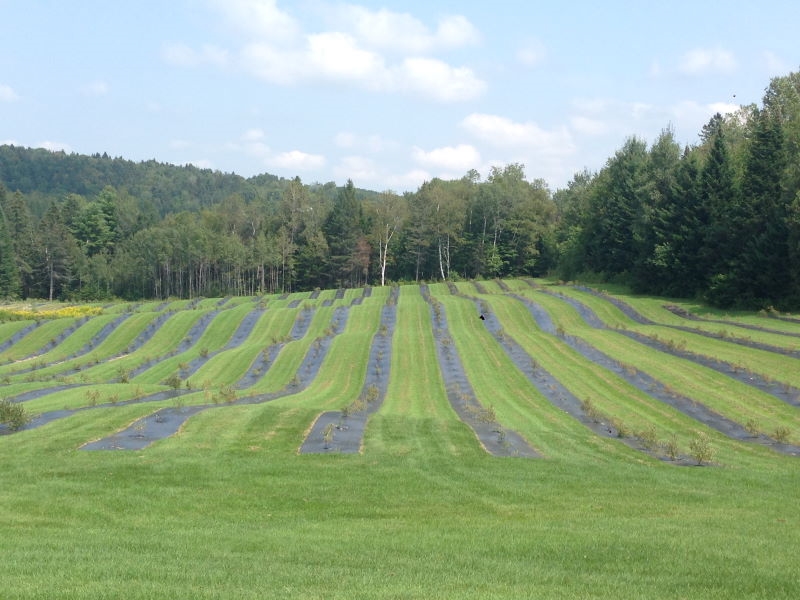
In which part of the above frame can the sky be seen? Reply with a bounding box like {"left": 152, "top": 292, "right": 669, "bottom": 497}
{"left": 1, "top": 1, "right": 798, "bottom": 193}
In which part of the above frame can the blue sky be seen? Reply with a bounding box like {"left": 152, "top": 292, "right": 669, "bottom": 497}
{"left": 1, "top": 1, "right": 798, "bottom": 192}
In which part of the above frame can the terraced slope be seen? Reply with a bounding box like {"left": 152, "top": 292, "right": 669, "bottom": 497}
{"left": 2, "top": 281, "right": 799, "bottom": 464}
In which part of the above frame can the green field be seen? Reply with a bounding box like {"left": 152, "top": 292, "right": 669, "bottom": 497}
{"left": 1, "top": 280, "right": 799, "bottom": 599}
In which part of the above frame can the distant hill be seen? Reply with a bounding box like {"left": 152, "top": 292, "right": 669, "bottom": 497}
{"left": 0, "top": 145, "right": 286, "bottom": 217}
{"left": 0, "top": 145, "right": 381, "bottom": 219}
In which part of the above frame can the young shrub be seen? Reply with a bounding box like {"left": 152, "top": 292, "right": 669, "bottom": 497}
{"left": 581, "top": 397, "right": 602, "bottom": 423}
{"left": 322, "top": 422, "right": 335, "bottom": 449}
{"left": 478, "top": 405, "right": 497, "bottom": 424}
{"left": 610, "top": 417, "right": 630, "bottom": 438}
{"left": 744, "top": 418, "right": 761, "bottom": 437}
{"left": 0, "top": 399, "right": 30, "bottom": 431}
{"left": 85, "top": 388, "right": 101, "bottom": 406}
{"left": 773, "top": 426, "right": 791, "bottom": 444}
{"left": 164, "top": 372, "right": 182, "bottom": 390}
{"left": 688, "top": 431, "right": 716, "bottom": 465}
{"left": 637, "top": 425, "right": 659, "bottom": 450}
{"left": 365, "top": 384, "right": 380, "bottom": 403}
{"left": 661, "top": 433, "right": 680, "bottom": 461}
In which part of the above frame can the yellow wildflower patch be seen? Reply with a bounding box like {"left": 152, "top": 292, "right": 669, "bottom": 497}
{"left": 0, "top": 304, "right": 103, "bottom": 321}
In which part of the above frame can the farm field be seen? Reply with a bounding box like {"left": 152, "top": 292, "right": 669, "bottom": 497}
{"left": 1, "top": 279, "right": 799, "bottom": 599}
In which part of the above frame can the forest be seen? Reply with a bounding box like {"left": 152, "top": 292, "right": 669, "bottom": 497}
{"left": 1, "top": 70, "right": 799, "bottom": 309}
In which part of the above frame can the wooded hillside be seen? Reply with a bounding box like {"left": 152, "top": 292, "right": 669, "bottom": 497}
{"left": 2, "top": 70, "right": 799, "bottom": 309}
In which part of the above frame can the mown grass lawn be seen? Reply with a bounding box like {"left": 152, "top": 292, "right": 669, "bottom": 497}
{"left": 2, "top": 424, "right": 799, "bottom": 599}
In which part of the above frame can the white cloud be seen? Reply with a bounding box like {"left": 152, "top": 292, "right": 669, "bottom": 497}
{"left": 268, "top": 150, "right": 326, "bottom": 170}
{"left": 240, "top": 37, "right": 484, "bottom": 102}
{"left": 570, "top": 116, "right": 608, "bottom": 136}
{"left": 240, "top": 42, "right": 301, "bottom": 84}
{"left": 169, "top": 139, "right": 191, "bottom": 150}
{"left": 571, "top": 97, "right": 612, "bottom": 115}
{"left": 708, "top": 102, "right": 740, "bottom": 116}
{"left": 241, "top": 128, "right": 265, "bottom": 142}
{"left": 398, "top": 57, "right": 485, "bottom": 101}
{"left": 412, "top": 144, "right": 481, "bottom": 171}
{"left": 631, "top": 102, "right": 654, "bottom": 120}
{"left": 385, "top": 168, "right": 431, "bottom": 190}
{"left": 188, "top": 159, "right": 214, "bottom": 170}
{"left": 334, "top": 155, "right": 379, "bottom": 182}
{"left": 37, "top": 141, "right": 72, "bottom": 152}
{"left": 763, "top": 51, "right": 790, "bottom": 76}
{"left": 517, "top": 39, "right": 546, "bottom": 67}
{"left": 307, "top": 32, "right": 386, "bottom": 83}
{"left": 678, "top": 47, "right": 736, "bottom": 75}
{"left": 162, "top": 43, "right": 229, "bottom": 67}
{"left": 435, "top": 15, "right": 481, "bottom": 48}
{"left": 335, "top": 131, "right": 357, "bottom": 148}
{"left": 335, "top": 6, "right": 479, "bottom": 54}
{"left": 671, "top": 100, "right": 739, "bottom": 122}
{"left": 334, "top": 131, "right": 391, "bottom": 152}
{"left": 177, "top": 3, "right": 485, "bottom": 103}
{"left": 210, "top": 0, "right": 300, "bottom": 43}
{"left": 461, "top": 113, "right": 574, "bottom": 154}
{"left": 81, "top": 80, "right": 109, "bottom": 96}
{"left": 0, "top": 84, "right": 19, "bottom": 101}
{"left": 649, "top": 60, "right": 663, "bottom": 78}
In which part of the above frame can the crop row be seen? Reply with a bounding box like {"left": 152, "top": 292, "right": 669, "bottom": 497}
{"left": 2, "top": 281, "right": 799, "bottom": 465}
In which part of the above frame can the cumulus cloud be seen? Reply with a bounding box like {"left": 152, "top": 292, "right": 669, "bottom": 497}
{"left": 412, "top": 144, "right": 480, "bottom": 171}
{"left": 517, "top": 39, "right": 546, "bottom": 67}
{"left": 385, "top": 168, "right": 431, "bottom": 190}
{"left": 268, "top": 150, "right": 326, "bottom": 170}
{"left": 337, "top": 6, "right": 480, "bottom": 53}
{"left": 461, "top": 113, "right": 574, "bottom": 154}
{"left": 81, "top": 80, "right": 109, "bottom": 96}
{"left": 708, "top": 102, "right": 740, "bottom": 115}
{"left": 241, "top": 128, "right": 265, "bottom": 142}
{"left": 334, "top": 131, "right": 357, "bottom": 148}
{"left": 678, "top": 47, "right": 736, "bottom": 75}
{"left": 398, "top": 57, "right": 485, "bottom": 101}
{"left": 240, "top": 42, "right": 301, "bottom": 84}
{"left": 162, "top": 43, "right": 229, "bottom": 67}
{"left": 334, "top": 131, "right": 391, "bottom": 152}
{"left": 0, "top": 84, "right": 19, "bottom": 102}
{"left": 240, "top": 37, "right": 483, "bottom": 101}
{"left": 333, "top": 155, "right": 380, "bottom": 181}
{"left": 173, "top": 1, "right": 485, "bottom": 102}
{"left": 763, "top": 51, "right": 790, "bottom": 76}
{"left": 37, "top": 141, "right": 72, "bottom": 152}
{"left": 570, "top": 116, "right": 608, "bottom": 136}
{"left": 210, "top": 0, "right": 300, "bottom": 43}
{"left": 671, "top": 100, "right": 739, "bottom": 123}
{"left": 306, "top": 32, "right": 386, "bottom": 83}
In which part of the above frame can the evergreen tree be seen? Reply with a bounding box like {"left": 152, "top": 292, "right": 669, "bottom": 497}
{"left": 0, "top": 188, "right": 21, "bottom": 298}
{"left": 323, "top": 180, "right": 366, "bottom": 287}
{"left": 2, "top": 191, "right": 37, "bottom": 297}
{"left": 631, "top": 128, "right": 682, "bottom": 293}
{"left": 736, "top": 107, "right": 789, "bottom": 306}
{"left": 583, "top": 137, "right": 649, "bottom": 278}
{"left": 699, "top": 114, "right": 741, "bottom": 306}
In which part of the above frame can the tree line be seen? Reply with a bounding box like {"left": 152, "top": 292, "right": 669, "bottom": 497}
{"left": 1, "top": 71, "right": 799, "bottom": 309}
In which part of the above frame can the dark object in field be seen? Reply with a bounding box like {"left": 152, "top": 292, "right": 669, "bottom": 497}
{"left": 479, "top": 314, "right": 485, "bottom": 320}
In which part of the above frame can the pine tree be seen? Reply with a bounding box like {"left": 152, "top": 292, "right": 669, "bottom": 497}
{"left": 323, "top": 180, "right": 365, "bottom": 287}
{"left": 0, "top": 188, "right": 21, "bottom": 298}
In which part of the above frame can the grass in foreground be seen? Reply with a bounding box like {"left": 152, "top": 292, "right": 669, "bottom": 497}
{"left": 1, "top": 416, "right": 799, "bottom": 599}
